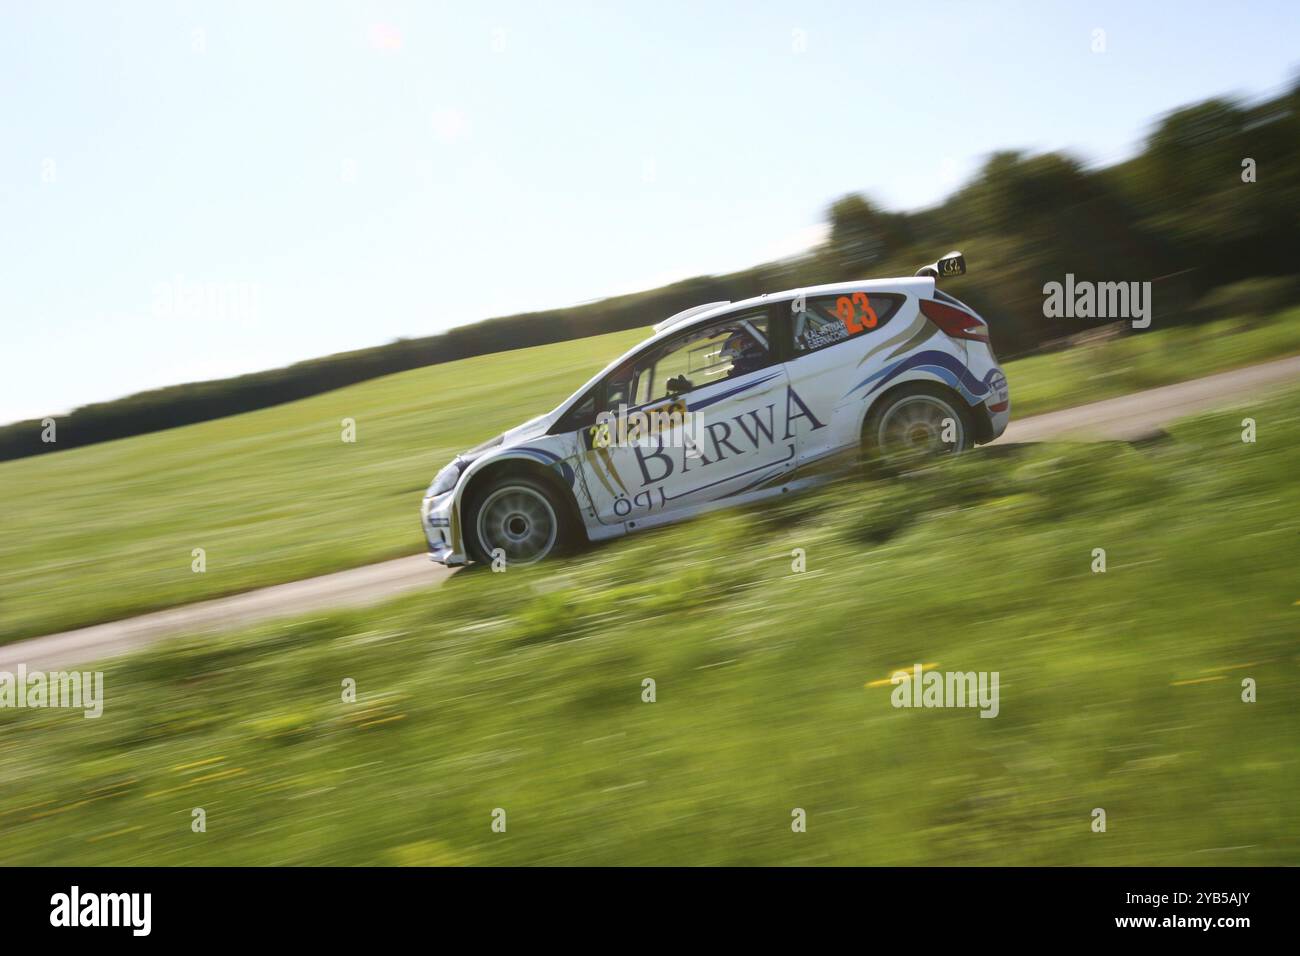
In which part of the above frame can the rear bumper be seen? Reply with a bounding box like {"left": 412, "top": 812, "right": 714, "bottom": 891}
{"left": 977, "top": 367, "right": 1010, "bottom": 443}
{"left": 985, "top": 400, "right": 1010, "bottom": 441}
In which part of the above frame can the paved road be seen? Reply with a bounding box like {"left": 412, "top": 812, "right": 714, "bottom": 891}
{"left": 994, "top": 354, "right": 1300, "bottom": 444}
{"left": 4, "top": 355, "right": 1298, "bottom": 671}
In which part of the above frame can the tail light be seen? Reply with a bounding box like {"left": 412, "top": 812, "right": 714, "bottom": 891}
{"left": 920, "top": 298, "right": 989, "bottom": 343}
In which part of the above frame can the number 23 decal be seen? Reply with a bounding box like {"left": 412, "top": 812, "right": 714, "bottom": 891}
{"left": 835, "top": 292, "right": 878, "bottom": 334}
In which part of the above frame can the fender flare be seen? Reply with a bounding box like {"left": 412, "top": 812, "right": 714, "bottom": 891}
{"left": 453, "top": 449, "right": 587, "bottom": 554}
{"left": 853, "top": 369, "right": 994, "bottom": 446}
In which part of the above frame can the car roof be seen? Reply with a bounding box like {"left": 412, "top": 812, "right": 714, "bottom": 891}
{"left": 673, "top": 275, "right": 936, "bottom": 335}
{"left": 546, "top": 274, "right": 937, "bottom": 423}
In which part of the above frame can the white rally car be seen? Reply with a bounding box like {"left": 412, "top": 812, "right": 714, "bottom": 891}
{"left": 422, "top": 252, "right": 1009, "bottom": 566}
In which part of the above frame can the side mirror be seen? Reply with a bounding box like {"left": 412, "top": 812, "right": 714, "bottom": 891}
{"left": 666, "top": 375, "right": 694, "bottom": 397}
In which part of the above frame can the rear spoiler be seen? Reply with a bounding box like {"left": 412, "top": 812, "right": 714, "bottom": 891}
{"left": 915, "top": 250, "right": 966, "bottom": 280}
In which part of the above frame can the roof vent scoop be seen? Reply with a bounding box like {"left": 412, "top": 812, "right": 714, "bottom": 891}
{"left": 653, "top": 300, "right": 731, "bottom": 334}
{"left": 915, "top": 251, "right": 966, "bottom": 280}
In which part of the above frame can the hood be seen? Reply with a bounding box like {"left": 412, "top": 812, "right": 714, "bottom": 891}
{"left": 463, "top": 432, "right": 505, "bottom": 458}
{"left": 457, "top": 412, "right": 552, "bottom": 466}
{"left": 500, "top": 412, "right": 553, "bottom": 445}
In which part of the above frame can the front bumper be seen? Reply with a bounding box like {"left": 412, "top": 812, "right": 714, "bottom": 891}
{"left": 422, "top": 493, "right": 468, "bottom": 566}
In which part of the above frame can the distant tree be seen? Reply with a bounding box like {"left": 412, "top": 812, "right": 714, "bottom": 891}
{"left": 826, "top": 194, "right": 911, "bottom": 278}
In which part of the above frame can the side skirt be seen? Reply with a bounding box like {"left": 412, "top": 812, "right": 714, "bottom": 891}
{"left": 620, "top": 476, "right": 830, "bottom": 534}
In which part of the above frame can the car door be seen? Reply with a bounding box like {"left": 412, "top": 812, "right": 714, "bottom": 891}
{"left": 780, "top": 288, "right": 911, "bottom": 468}
{"left": 582, "top": 307, "right": 794, "bottom": 530}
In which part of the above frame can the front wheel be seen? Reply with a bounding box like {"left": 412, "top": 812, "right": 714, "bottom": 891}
{"left": 862, "top": 385, "right": 972, "bottom": 472}
{"left": 464, "top": 476, "right": 570, "bottom": 567}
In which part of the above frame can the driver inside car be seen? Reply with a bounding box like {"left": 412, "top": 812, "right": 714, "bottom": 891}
{"left": 720, "top": 327, "right": 765, "bottom": 379}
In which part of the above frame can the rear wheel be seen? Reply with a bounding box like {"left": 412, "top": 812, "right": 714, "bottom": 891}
{"left": 862, "top": 384, "right": 972, "bottom": 472}
{"left": 464, "top": 475, "right": 570, "bottom": 567}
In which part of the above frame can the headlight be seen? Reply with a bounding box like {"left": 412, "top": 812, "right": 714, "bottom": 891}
{"left": 425, "top": 461, "right": 461, "bottom": 498}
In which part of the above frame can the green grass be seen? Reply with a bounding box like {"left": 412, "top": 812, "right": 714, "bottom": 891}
{"left": 2, "top": 310, "right": 1299, "bottom": 644}
{"left": 0, "top": 329, "right": 645, "bottom": 643}
{"left": 1, "top": 386, "right": 1296, "bottom": 865}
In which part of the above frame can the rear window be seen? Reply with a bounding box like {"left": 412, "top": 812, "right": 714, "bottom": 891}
{"left": 791, "top": 292, "right": 904, "bottom": 355}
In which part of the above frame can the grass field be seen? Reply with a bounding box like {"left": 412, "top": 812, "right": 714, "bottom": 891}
{"left": 1, "top": 386, "right": 1296, "bottom": 865}
{"left": 2, "top": 310, "right": 1299, "bottom": 644}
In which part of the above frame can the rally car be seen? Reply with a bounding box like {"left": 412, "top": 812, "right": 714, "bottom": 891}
{"left": 421, "top": 251, "right": 1009, "bottom": 566}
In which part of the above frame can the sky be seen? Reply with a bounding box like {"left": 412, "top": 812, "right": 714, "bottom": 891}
{"left": 2, "top": 0, "right": 1298, "bottom": 424}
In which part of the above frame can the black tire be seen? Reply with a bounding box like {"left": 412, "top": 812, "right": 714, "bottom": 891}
{"left": 861, "top": 383, "right": 974, "bottom": 473}
{"left": 463, "top": 474, "right": 573, "bottom": 567}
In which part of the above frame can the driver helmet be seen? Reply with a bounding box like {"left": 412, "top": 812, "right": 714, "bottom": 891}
{"left": 721, "top": 329, "right": 760, "bottom": 367}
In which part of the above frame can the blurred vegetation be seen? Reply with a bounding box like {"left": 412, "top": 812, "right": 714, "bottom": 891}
{"left": 4, "top": 82, "right": 1299, "bottom": 462}
{"left": 3, "top": 311, "right": 1300, "bottom": 644}
{"left": 1198, "top": 277, "right": 1299, "bottom": 324}
{"left": 1, "top": 387, "right": 1296, "bottom": 865}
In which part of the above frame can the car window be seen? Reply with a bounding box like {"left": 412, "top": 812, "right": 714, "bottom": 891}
{"left": 610, "top": 311, "right": 772, "bottom": 410}
{"left": 790, "top": 292, "right": 904, "bottom": 355}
